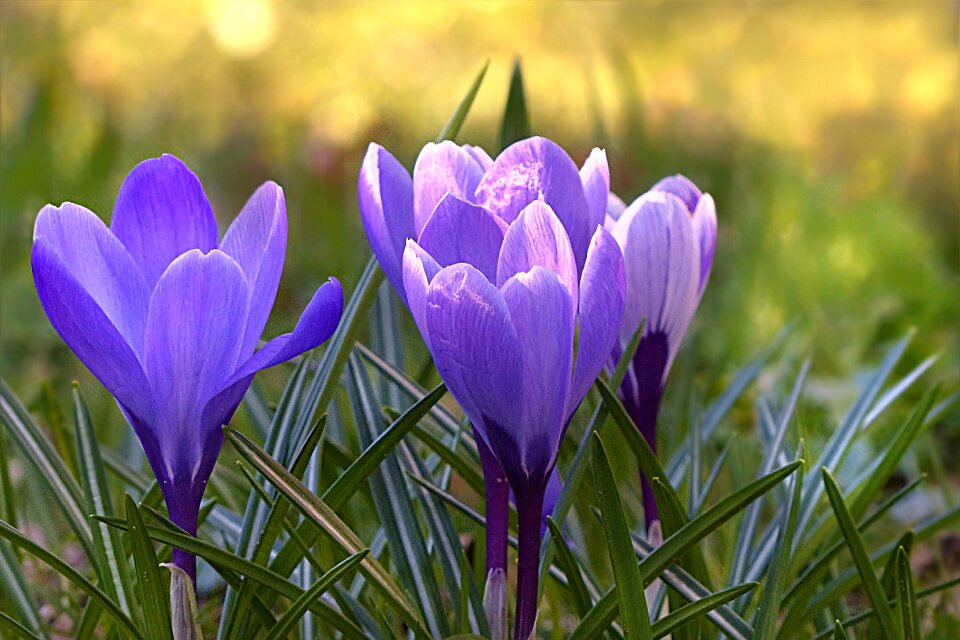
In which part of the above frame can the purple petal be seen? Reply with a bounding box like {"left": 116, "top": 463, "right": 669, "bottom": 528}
{"left": 418, "top": 194, "right": 508, "bottom": 281}
{"left": 463, "top": 145, "right": 494, "bottom": 171}
{"left": 425, "top": 264, "right": 523, "bottom": 452}
{"left": 567, "top": 226, "right": 625, "bottom": 421}
{"left": 693, "top": 193, "right": 717, "bottom": 298}
{"left": 358, "top": 143, "right": 415, "bottom": 299}
{"left": 500, "top": 267, "right": 575, "bottom": 480}
{"left": 606, "top": 192, "right": 628, "bottom": 228}
{"left": 34, "top": 203, "right": 150, "bottom": 357}
{"left": 220, "top": 181, "right": 287, "bottom": 360}
{"left": 580, "top": 148, "right": 610, "bottom": 234}
{"left": 497, "top": 201, "right": 579, "bottom": 311}
{"left": 203, "top": 278, "right": 344, "bottom": 431}
{"left": 412, "top": 141, "right": 485, "bottom": 236}
{"left": 652, "top": 175, "right": 703, "bottom": 213}
{"left": 32, "top": 238, "right": 154, "bottom": 425}
{"left": 611, "top": 192, "right": 700, "bottom": 380}
{"left": 111, "top": 155, "right": 219, "bottom": 289}
{"left": 143, "top": 249, "right": 249, "bottom": 477}
{"left": 402, "top": 240, "right": 442, "bottom": 349}
{"left": 474, "top": 137, "right": 593, "bottom": 270}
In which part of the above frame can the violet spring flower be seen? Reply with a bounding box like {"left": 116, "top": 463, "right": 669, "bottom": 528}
{"left": 607, "top": 175, "right": 717, "bottom": 522}
{"left": 359, "top": 137, "right": 625, "bottom": 639}
{"left": 32, "top": 155, "right": 344, "bottom": 581}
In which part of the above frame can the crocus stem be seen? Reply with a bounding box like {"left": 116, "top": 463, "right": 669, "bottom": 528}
{"left": 476, "top": 432, "right": 509, "bottom": 640}
{"left": 626, "top": 389, "right": 663, "bottom": 526}
{"left": 161, "top": 482, "right": 203, "bottom": 584}
{"left": 514, "top": 483, "right": 546, "bottom": 640}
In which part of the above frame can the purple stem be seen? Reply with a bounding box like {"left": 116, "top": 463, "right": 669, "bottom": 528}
{"left": 513, "top": 483, "right": 546, "bottom": 640}
{"left": 477, "top": 434, "right": 510, "bottom": 575}
{"left": 160, "top": 480, "right": 203, "bottom": 583}
{"left": 624, "top": 387, "right": 663, "bottom": 526}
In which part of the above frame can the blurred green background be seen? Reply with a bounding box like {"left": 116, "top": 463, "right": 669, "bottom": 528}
{"left": 1, "top": 1, "right": 957, "bottom": 435}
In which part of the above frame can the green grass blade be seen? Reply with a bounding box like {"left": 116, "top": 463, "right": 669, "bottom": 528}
{"left": 895, "top": 547, "right": 920, "bottom": 640}
{"left": 0, "top": 611, "right": 41, "bottom": 640}
{"left": 821, "top": 468, "right": 897, "bottom": 639}
{"left": 0, "top": 519, "right": 142, "bottom": 638}
{"left": 546, "top": 516, "right": 592, "bottom": 618}
{"left": 325, "top": 383, "right": 446, "bottom": 508}
{"left": 265, "top": 551, "right": 368, "bottom": 640}
{"left": 833, "top": 620, "right": 848, "bottom": 639}
{"left": 753, "top": 444, "right": 805, "bottom": 638}
{"left": 72, "top": 386, "right": 133, "bottom": 617}
{"left": 436, "top": 60, "right": 489, "bottom": 142}
{"left": 651, "top": 582, "right": 757, "bottom": 640}
{"left": 571, "top": 459, "right": 800, "bottom": 639}
{"left": 498, "top": 58, "right": 532, "bottom": 151}
{"left": 222, "top": 426, "right": 426, "bottom": 635}
{"left": 592, "top": 434, "right": 652, "bottom": 640}
{"left": 0, "top": 380, "right": 93, "bottom": 557}
{"left": 125, "top": 495, "right": 172, "bottom": 640}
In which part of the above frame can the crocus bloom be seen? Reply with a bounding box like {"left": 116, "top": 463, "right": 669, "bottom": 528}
{"left": 359, "top": 137, "right": 625, "bottom": 639}
{"left": 607, "top": 175, "right": 717, "bottom": 521}
{"left": 32, "top": 155, "right": 344, "bottom": 580}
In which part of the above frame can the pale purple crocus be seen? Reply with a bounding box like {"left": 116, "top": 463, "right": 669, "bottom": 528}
{"left": 359, "top": 137, "right": 624, "bottom": 639}
{"left": 32, "top": 155, "right": 344, "bottom": 581}
{"left": 607, "top": 175, "right": 717, "bottom": 522}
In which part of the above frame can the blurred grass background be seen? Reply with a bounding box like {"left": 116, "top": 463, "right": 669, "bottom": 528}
{"left": 0, "top": 1, "right": 956, "bottom": 458}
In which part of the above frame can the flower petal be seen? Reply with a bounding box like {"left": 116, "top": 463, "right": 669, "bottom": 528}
{"left": 567, "top": 226, "right": 625, "bottom": 421}
{"left": 497, "top": 201, "right": 579, "bottom": 312}
{"left": 463, "top": 145, "right": 494, "bottom": 171}
{"left": 611, "top": 192, "right": 700, "bottom": 380}
{"left": 606, "top": 192, "right": 628, "bottom": 228}
{"left": 474, "top": 137, "right": 593, "bottom": 270}
{"left": 203, "top": 278, "right": 344, "bottom": 431}
{"left": 34, "top": 203, "right": 151, "bottom": 357}
{"left": 418, "top": 194, "right": 508, "bottom": 281}
{"left": 652, "top": 175, "right": 702, "bottom": 213}
{"left": 412, "top": 141, "right": 485, "bottom": 236}
{"left": 500, "top": 266, "right": 575, "bottom": 481}
{"left": 580, "top": 148, "right": 610, "bottom": 233}
{"left": 693, "top": 193, "right": 717, "bottom": 298}
{"left": 425, "top": 264, "right": 523, "bottom": 454}
{"left": 358, "top": 143, "right": 415, "bottom": 299}
{"left": 220, "top": 181, "right": 287, "bottom": 359}
{"left": 111, "top": 155, "right": 219, "bottom": 289}
{"left": 143, "top": 249, "right": 249, "bottom": 478}
{"left": 32, "top": 238, "right": 154, "bottom": 424}
{"left": 402, "top": 240, "right": 442, "bottom": 349}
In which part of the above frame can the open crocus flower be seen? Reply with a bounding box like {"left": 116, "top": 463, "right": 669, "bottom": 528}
{"left": 32, "top": 155, "right": 344, "bottom": 580}
{"left": 607, "top": 175, "right": 717, "bottom": 522}
{"left": 359, "top": 137, "right": 619, "bottom": 637}
{"left": 359, "top": 138, "right": 625, "bottom": 638}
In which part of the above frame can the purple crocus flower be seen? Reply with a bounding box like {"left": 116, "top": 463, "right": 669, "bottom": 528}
{"left": 607, "top": 175, "right": 717, "bottom": 522}
{"left": 32, "top": 155, "right": 344, "bottom": 581}
{"left": 359, "top": 137, "right": 624, "bottom": 639}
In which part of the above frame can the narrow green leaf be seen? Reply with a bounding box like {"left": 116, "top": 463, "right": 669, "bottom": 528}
{"left": 821, "top": 469, "right": 897, "bottom": 639}
{"left": 436, "top": 61, "right": 489, "bottom": 142}
{"left": 833, "top": 620, "right": 848, "bottom": 640}
{"left": 163, "top": 564, "right": 202, "bottom": 640}
{"left": 125, "top": 495, "right": 173, "bottom": 640}
{"left": 223, "top": 426, "right": 426, "bottom": 635}
{"left": 0, "top": 611, "right": 41, "bottom": 640}
{"left": 96, "top": 515, "right": 368, "bottom": 639}
{"left": 265, "top": 551, "right": 368, "bottom": 640}
{"left": 546, "top": 516, "right": 592, "bottom": 618}
{"left": 593, "top": 434, "right": 652, "bottom": 640}
{"left": 650, "top": 582, "right": 756, "bottom": 640}
{"left": 0, "top": 519, "right": 142, "bottom": 638}
{"left": 325, "top": 383, "right": 446, "bottom": 508}
{"left": 571, "top": 460, "right": 801, "bottom": 639}
{"left": 498, "top": 58, "right": 532, "bottom": 151}
{"left": 753, "top": 445, "right": 805, "bottom": 638}
{"left": 895, "top": 547, "right": 920, "bottom": 640}
{"left": 73, "top": 386, "right": 133, "bottom": 617}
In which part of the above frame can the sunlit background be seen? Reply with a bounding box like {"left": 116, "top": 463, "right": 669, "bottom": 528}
{"left": 2, "top": 1, "right": 957, "bottom": 448}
